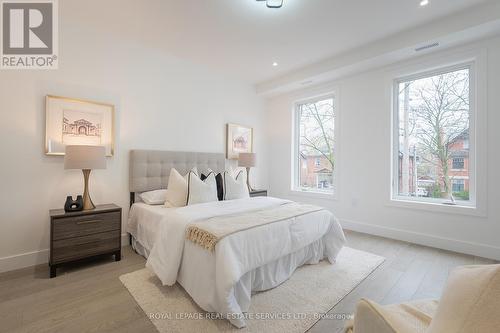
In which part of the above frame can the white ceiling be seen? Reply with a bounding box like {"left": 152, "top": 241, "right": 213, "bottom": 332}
{"left": 69, "top": 0, "right": 491, "bottom": 84}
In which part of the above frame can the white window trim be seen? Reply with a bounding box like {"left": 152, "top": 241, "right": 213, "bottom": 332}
{"left": 388, "top": 48, "right": 487, "bottom": 217}
{"left": 291, "top": 92, "right": 339, "bottom": 199}
{"left": 392, "top": 62, "right": 475, "bottom": 207}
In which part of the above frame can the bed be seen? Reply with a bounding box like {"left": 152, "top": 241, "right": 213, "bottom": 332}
{"left": 127, "top": 150, "right": 346, "bottom": 328}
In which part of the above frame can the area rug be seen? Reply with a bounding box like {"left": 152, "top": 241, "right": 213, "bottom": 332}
{"left": 119, "top": 247, "right": 384, "bottom": 333}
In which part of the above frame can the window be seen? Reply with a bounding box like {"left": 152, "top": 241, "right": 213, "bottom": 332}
{"left": 452, "top": 157, "right": 465, "bottom": 170}
{"left": 452, "top": 179, "right": 465, "bottom": 193}
{"left": 293, "top": 95, "right": 335, "bottom": 194}
{"left": 393, "top": 65, "right": 474, "bottom": 206}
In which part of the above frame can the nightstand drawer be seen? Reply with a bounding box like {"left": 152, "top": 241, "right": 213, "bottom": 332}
{"left": 51, "top": 230, "right": 120, "bottom": 264}
{"left": 49, "top": 204, "right": 122, "bottom": 277}
{"left": 53, "top": 211, "right": 121, "bottom": 240}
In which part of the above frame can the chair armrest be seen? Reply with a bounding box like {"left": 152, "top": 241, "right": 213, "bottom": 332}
{"left": 349, "top": 299, "right": 397, "bottom": 333}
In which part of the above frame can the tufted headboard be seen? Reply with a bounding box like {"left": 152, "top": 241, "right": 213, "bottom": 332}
{"left": 129, "top": 150, "right": 226, "bottom": 206}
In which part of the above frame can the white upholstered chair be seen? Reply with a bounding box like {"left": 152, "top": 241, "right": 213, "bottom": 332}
{"left": 346, "top": 264, "right": 500, "bottom": 333}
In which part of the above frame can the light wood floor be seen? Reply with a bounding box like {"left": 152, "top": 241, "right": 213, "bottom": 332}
{"left": 0, "top": 231, "right": 496, "bottom": 333}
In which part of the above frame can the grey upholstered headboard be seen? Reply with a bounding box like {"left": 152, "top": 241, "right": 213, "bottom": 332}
{"left": 129, "top": 150, "right": 226, "bottom": 201}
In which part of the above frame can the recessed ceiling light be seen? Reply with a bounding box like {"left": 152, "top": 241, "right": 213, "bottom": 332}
{"left": 256, "top": 0, "right": 284, "bottom": 9}
{"left": 420, "top": 0, "right": 429, "bottom": 6}
{"left": 272, "top": 62, "right": 278, "bottom": 67}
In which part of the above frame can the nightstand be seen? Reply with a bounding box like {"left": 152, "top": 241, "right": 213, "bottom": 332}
{"left": 250, "top": 189, "right": 268, "bottom": 197}
{"left": 49, "top": 204, "right": 122, "bottom": 278}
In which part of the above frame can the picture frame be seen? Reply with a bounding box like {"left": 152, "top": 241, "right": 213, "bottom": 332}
{"left": 45, "top": 95, "right": 115, "bottom": 156}
{"left": 226, "top": 123, "right": 253, "bottom": 160}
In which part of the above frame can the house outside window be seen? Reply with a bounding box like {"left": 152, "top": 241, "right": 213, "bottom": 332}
{"left": 392, "top": 64, "right": 474, "bottom": 207}
{"left": 452, "top": 179, "right": 465, "bottom": 193}
{"left": 293, "top": 94, "right": 336, "bottom": 194}
{"left": 452, "top": 157, "right": 465, "bottom": 170}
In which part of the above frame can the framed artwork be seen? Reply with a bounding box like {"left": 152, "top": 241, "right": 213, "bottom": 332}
{"left": 45, "top": 95, "right": 115, "bottom": 156}
{"left": 226, "top": 123, "right": 253, "bottom": 159}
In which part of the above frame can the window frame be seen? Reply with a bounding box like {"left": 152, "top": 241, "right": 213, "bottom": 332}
{"left": 452, "top": 157, "right": 465, "bottom": 170}
{"left": 452, "top": 179, "right": 465, "bottom": 193}
{"left": 291, "top": 92, "right": 338, "bottom": 198}
{"left": 391, "top": 62, "right": 477, "bottom": 209}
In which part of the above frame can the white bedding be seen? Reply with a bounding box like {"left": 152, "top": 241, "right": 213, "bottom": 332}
{"left": 128, "top": 197, "right": 346, "bottom": 328}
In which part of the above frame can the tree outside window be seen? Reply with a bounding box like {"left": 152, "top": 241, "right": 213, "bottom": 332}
{"left": 295, "top": 96, "right": 335, "bottom": 193}
{"left": 395, "top": 67, "right": 471, "bottom": 203}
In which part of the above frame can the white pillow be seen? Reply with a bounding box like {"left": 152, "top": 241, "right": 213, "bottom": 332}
{"left": 187, "top": 172, "right": 218, "bottom": 205}
{"left": 226, "top": 165, "right": 246, "bottom": 178}
{"left": 427, "top": 264, "right": 500, "bottom": 333}
{"left": 139, "top": 189, "right": 167, "bottom": 205}
{"left": 190, "top": 167, "right": 198, "bottom": 177}
{"left": 224, "top": 170, "right": 249, "bottom": 200}
{"left": 164, "top": 167, "right": 198, "bottom": 207}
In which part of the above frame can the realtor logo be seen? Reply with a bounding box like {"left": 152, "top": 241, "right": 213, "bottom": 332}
{"left": 1, "top": 0, "right": 58, "bottom": 69}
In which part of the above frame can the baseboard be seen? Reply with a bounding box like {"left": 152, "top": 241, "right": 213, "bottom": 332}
{"left": 341, "top": 218, "right": 500, "bottom": 261}
{"left": 0, "top": 249, "right": 50, "bottom": 273}
{"left": 0, "top": 233, "right": 131, "bottom": 273}
{"left": 121, "top": 233, "right": 130, "bottom": 247}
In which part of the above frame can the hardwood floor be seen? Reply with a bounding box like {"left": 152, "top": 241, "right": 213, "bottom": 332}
{"left": 309, "top": 231, "right": 497, "bottom": 333}
{"left": 0, "top": 231, "right": 496, "bottom": 333}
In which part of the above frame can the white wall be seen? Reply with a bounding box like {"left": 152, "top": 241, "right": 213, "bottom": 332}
{"left": 265, "top": 36, "right": 500, "bottom": 260}
{"left": 0, "top": 2, "right": 267, "bottom": 272}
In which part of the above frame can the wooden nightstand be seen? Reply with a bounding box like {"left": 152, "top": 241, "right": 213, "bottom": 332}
{"left": 250, "top": 189, "right": 268, "bottom": 197}
{"left": 49, "top": 204, "right": 122, "bottom": 278}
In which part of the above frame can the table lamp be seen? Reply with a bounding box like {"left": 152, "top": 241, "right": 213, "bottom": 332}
{"left": 238, "top": 152, "right": 256, "bottom": 191}
{"left": 64, "top": 145, "right": 106, "bottom": 210}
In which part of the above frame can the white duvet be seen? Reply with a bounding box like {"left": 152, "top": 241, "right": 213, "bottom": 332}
{"left": 143, "top": 197, "right": 346, "bottom": 328}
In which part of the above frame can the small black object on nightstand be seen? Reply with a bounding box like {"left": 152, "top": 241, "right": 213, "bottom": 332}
{"left": 49, "top": 204, "right": 122, "bottom": 278}
{"left": 249, "top": 189, "right": 268, "bottom": 197}
{"left": 64, "top": 195, "right": 84, "bottom": 212}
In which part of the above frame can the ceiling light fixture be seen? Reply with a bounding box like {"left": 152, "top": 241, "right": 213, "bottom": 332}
{"left": 256, "top": 0, "right": 284, "bottom": 9}
{"left": 272, "top": 62, "right": 278, "bottom": 67}
{"left": 420, "top": 0, "right": 429, "bottom": 6}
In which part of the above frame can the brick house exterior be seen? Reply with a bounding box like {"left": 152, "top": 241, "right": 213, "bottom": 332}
{"left": 398, "top": 130, "right": 469, "bottom": 196}
{"left": 299, "top": 154, "right": 333, "bottom": 189}
{"left": 447, "top": 131, "right": 470, "bottom": 193}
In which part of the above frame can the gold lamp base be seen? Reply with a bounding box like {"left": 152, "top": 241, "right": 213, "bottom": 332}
{"left": 82, "top": 169, "right": 95, "bottom": 210}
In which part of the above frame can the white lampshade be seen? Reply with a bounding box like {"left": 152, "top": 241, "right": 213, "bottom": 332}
{"left": 64, "top": 145, "right": 106, "bottom": 170}
{"left": 238, "top": 153, "right": 256, "bottom": 167}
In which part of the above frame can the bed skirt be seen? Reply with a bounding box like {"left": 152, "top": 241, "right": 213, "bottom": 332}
{"left": 131, "top": 235, "right": 333, "bottom": 314}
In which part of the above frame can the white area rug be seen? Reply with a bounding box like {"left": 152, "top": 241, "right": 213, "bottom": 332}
{"left": 120, "top": 247, "right": 384, "bottom": 333}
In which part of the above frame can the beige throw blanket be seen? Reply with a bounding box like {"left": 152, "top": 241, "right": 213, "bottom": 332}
{"left": 186, "top": 202, "right": 325, "bottom": 251}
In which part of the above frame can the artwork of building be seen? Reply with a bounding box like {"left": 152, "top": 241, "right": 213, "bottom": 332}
{"left": 63, "top": 117, "right": 101, "bottom": 137}
{"left": 233, "top": 136, "right": 248, "bottom": 150}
